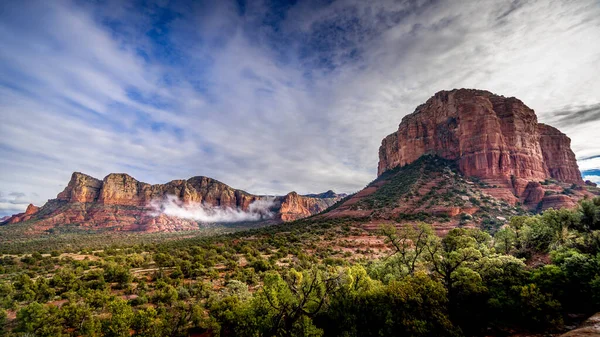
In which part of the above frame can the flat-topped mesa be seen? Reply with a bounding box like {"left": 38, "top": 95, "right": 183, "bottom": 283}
{"left": 378, "top": 89, "right": 583, "bottom": 186}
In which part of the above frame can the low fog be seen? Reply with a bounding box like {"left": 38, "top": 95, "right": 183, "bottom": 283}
{"left": 149, "top": 195, "right": 276, "bottom": 223}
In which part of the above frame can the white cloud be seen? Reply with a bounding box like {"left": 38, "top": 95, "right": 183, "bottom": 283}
{"left": 149, "top": 195, "right": 276, "bottom": 223}
{"left": 579, "top": 157, "right": 600, "bottom": 173}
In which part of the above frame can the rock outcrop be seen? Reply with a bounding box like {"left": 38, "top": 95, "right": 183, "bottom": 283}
{"left": 1, "top": 174, "right": 343, "bottom": 232}
{"left": 377, "top": 89, "right": 586, "bottom": 209}
{"left": 279, "top": 192, "right": 340, "bottom": 222}
{"left": 560, "top": 312, "right": 600, "bottom": 337}
{"left": 1, "top": 204, "right": 40, "bottom": 224}
{"left": 538, "top": 123, "right": 584, "bottom": 184}
{"left": 57, "top": 173, "right": 103, "bottom": 203}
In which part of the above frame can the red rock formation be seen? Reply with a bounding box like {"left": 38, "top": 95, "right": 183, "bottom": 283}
{"left": 1, "top": 203, "right": 40, "bottom": 224}
{"left": 3, "top": 173, "right": 343, "bottom": 232}
{"left": 24, "top": 203, "right": 39, "bottom": 215}
{"left": 377, "top": 89, "right": 585, "bottom": 208}
{"left": 378, "top": 89, "right": 583, "bottom": 185}
{"left": 323, "top": 89, "right": 596, "bottom": 230}
{"left": 538, "top": 124, "right": 584, "bottom": 184}
{"left": 278, "top": 192, "right": 339, "bottom": 222}
{"left": 57, "top": 172, "right": 102, "bottom": 202}
{"left": 521, "top": 182, "right": 545, "bottom": 208}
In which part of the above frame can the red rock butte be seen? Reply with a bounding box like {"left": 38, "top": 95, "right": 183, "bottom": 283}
{"left": 378, "top": 89, "right": 583, "bottom": 191}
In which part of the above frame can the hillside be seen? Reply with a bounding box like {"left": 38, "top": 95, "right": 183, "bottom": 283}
{"left": 324, "top": 89, "right": 599, "bottom": 231}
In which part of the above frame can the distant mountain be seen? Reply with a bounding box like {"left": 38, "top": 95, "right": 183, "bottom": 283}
{"left": 303, "top": 190, "right": 347, "bottom": 199}
{"left": 1, "top": 173, "right": 343, "bottom": 233}
{"left": 322, "top": 89, "right": 599, "bottom": 231}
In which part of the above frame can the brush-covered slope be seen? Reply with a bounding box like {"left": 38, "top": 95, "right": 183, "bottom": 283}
{"left": 324, "top": 155, "right": 596, "bottom": 233}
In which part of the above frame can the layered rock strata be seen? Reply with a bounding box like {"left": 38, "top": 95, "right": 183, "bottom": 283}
{"left": 2, "top": 173, "right": 343, "bottom": 232}
{"left": 378, "top": 89, "right": 583, "bottom": 185}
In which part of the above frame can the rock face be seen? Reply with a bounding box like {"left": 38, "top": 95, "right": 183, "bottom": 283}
{"left": 57, "top": 173, "right": 103, "bottom": 203}
{"left": 1, "top": 173, "right": 343, "bottom": 232}
{"left": 279, "top": 192, "right": 340, "bottom": 222}
{"left": 538, "top": 124, "right": 584, "bottom": 184}
{"left": 58, "top": 172, "right": 260, "bottom": 210}
{"left": 378, "top": 89, "right": 582, "bottom": 185}
{"left": 377, "top": 89, "right": 586, "bottom": 209}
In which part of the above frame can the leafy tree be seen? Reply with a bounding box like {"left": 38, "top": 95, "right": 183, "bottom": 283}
{"left": 494, "top": 226, "right": 516, "bottom": 254}
{"left": 321, "top": 271, "right": 458, "bottom": 337}
{"left": 578, "top": 198, "right": 600, "bottom": 231}
{"left": 256, "top": 268, "right": 341, "bottom": 337}
{"left": 102, "top": 298, "right": 134, "bottom": 337}
{"left": 16, "top": 301, "right": 64, "bottom": 336}
{"left": 35, "top": 276, "right": 56, "bottom": 302}
{"left": 60, "top": 300, "right": 95, "bottom": 334}
{"left": 133, "top": 306, "right": 161, "bottom": 337}
{"left": 0, "top": 308, "right": 6, "bottom": 335}
{"left": 517, "top": 284, "right": 562, "bottom": 330}
{"left": 156, "top": 301, "right": 202, "bottom": 337}
{"left": 380, "top": 223, "right": 435, "bottom": 276}
{"left": 424, "top": 229, "right": 486, "bottom": 307}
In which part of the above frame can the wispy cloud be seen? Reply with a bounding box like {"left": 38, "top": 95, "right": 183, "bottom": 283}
{"left": 547, "top": 104, "right": 600, "bottom": 127}
{"left": 0, "top": 0, "right": 599, "bottom": 216}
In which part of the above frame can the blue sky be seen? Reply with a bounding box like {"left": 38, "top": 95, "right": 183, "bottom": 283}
{"left": 1, "top": 0, "right": 600, "bottom": 216}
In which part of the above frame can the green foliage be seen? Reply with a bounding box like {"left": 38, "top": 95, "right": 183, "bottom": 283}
{"left": 102, "top": 298, "right": 134, "bottom": 337}
{"left": 321, "top": 271, "right": 458, "bottom": 337}
{"left": 3, "top": 197, "right": 600, "bottom": 336}
{"left": 16, "top": 302, "right": 65, "bottom": 336}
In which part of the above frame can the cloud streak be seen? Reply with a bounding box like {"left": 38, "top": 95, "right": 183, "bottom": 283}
{"left": 0, "top": 0, "right": 599, "bottom": 216}
{"left": 149, "top": 195, "right": 276, "bottom": 223}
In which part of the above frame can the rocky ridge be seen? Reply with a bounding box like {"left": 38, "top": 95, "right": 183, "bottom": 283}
{"left": 1, "top": 173, "right": 343, "bottom": 232}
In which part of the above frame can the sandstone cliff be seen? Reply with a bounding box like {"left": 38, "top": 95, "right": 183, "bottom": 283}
{"left": 278, "top": 192, "right": 340, "bottom": 222}
{"left": 378, "top": 89, "right": 582, "bottom": 184}
{"left": 2, "top": 173, "right": 343, "bottom": 232}
{"left": 58, "top": 172, "right": 260, "bottom": 210}
{"left": 377, "top": 89, "right": 585, "bottom": 207}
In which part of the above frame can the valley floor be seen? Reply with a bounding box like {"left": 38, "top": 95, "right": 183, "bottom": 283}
{"left": 1, "top": 198, "right": 600, "bottom": 336}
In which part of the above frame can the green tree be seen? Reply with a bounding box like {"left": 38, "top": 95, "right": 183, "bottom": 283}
{"left": 518, "top": 284, "right": 562, "bottom": 330}
{"left": 133, "top": 306, "right": 161, "bottom": 337}
{"left": 102, "top": 298, "right": 134, "bottom": 337}
{"left": 578, "top": 198, "right": 600, "bottom": 231}
{"left": 494, "top": 226, "right": 516, "bottom": 254}
{"left": 0, "top": 308, "right": 6, "bottom": 335}
{"left": 60, "top": 301, "right": 95, "bottom": 335}
{"left": 257, "top": 268, "right": 341, "bottom": 337}
{"left": 16, "top": 301, "right": 65, "bottom": 336}
{"left": 380, "top": 223, "right": 435, "bottom": 276}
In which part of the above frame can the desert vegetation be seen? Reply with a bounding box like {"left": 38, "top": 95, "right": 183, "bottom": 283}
{"left": 0, "top": 198, "right": 599, "bottom": 336}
